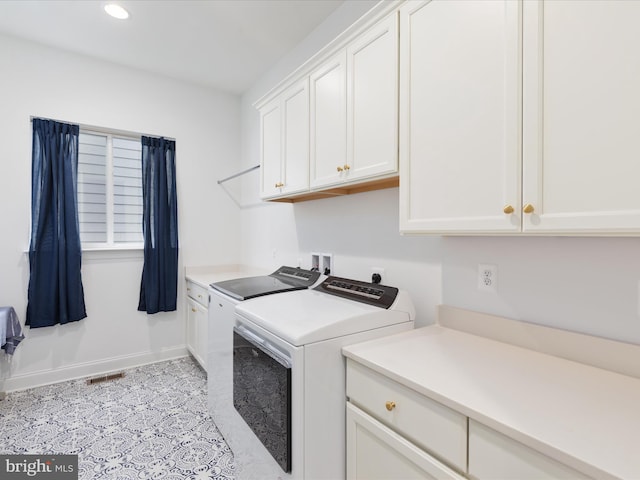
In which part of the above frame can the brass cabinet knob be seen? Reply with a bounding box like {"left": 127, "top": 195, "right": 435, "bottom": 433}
{"left": 523, "top": 203, "right": 535, "bottom": 214}
{"left": 191, "top": 308, "right": 197, "bottom": 312}
{"left": 385, "top": 401, "right": 396, "bottom": 411}
{"left": 344, "top": 164, "right": 351, "bottom": 171}
{"left": 336, "top": 166, "right": 344, "bottom": 172}
{"left": 503, "top": 205, "right": 514, "bottom": 214}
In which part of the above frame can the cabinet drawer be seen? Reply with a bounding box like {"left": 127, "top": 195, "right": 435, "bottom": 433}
{"left": 186, "top": 280, "right": 208, "bottom": 307}
{"left": 468, "top": 420, "right": 589, "bottom": 479}
{"left": 346, "top": 360, "right": 467, "bottom": 473}
{"left": 347, "top": 403, "right": 465, "bottom": 480}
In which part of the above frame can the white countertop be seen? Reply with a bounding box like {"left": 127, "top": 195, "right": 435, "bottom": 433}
{"left": 184, "top": 264, "right": 270, "bottom": 289}
{"left": 342, "top": 325, "right": 640, "bottom": 479}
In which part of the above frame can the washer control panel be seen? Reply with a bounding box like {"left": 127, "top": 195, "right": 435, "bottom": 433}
{"left": 314, "top": 276, "right": 398, "bottom": 309}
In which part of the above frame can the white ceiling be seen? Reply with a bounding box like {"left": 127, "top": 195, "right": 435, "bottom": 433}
{"left": 0, "top": 0, "right": 344, "bottom": 95}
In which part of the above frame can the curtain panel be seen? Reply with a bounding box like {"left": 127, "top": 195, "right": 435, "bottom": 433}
{"left": 27, "top": 118, "right": 87, "bottom": 328}
{"left": 138, "top": 136, "right": 178, "bottom": 314}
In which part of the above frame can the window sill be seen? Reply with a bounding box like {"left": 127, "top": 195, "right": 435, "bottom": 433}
{"left": 82, "top": 244, "right": 144, "bottom": 252}
{"left": 22, "top": 244, "right": 144, "bottom": 261}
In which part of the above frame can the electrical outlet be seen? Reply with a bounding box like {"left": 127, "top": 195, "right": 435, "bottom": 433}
{"left": 478, "top": 264, "right": 498, "bottom": 293}
{"left": 321, "top": 253, "right": 333, "bottom": 275}
{"left": 311, "top": 252, "right": 332, "bottom": 275}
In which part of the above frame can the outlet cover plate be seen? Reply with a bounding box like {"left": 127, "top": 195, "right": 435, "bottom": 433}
{"left": 478, "top": 264, "right": 498, "bottom": 293}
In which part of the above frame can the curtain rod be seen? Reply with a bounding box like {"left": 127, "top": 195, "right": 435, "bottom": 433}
{"left": 217, "top": 165, "right": 260, "bottom": 184}
{"left": 29, "top": 116, "right": 176, "bottom": 142}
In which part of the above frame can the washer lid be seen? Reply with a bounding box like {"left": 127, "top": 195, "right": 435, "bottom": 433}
{"left": 235, "top": 289, "right": 413, "bottom": 346}
{"left": 210, "top": 266, "right": 320, "bottom": 301}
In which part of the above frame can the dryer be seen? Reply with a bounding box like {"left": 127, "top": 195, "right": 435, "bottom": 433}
{"left": 207, "top": 266, "right": 321, "bottom": 450}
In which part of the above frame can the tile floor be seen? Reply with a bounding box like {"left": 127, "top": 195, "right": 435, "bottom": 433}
{"left": 0, "top": 357, "right": 235, "bottom": 479}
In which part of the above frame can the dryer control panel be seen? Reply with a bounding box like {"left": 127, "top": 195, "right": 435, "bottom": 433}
{"left": 314, "top": 276, "right": 399, "bottom": 309}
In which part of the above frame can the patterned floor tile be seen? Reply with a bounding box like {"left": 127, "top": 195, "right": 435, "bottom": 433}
{"left": 0, "top": 357, "right": 235, "bottom": 479}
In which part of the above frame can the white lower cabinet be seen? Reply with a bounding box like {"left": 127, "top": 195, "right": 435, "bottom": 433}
{"left": 186, "top": 280, "right": 208, "bottom": 371}
{"left": 468, "top": 421, "right": 588, "bottom": 480}
{"left": 346, "top": 359, "right": 467, "bottom": 479}
{"left": 346, "top": 358, "right": 593, "bottom": 480}
{"left": 347, "top": 403, "right": 465, "bottom": 480}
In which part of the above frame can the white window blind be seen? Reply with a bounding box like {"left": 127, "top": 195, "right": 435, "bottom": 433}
{"left": 113, "top": 137, "right": 143, "bottom": 243}
{"left": 78, "top": 132, "right": 143, "bottom": 247}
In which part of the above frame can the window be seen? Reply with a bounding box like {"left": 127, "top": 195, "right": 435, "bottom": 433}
{"left": 77, "top": 131, "right": 143, "bottom": 247}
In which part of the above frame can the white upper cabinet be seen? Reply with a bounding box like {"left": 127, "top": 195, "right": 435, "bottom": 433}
{"left": 522, "top": 0, "right": 640, "bottom": 234}
{"left": 311, "top": 13, "right": 399, "bottom": 189}
{"left": 346, "top": 13, "right": 399, "bottom": 183}
{"left": 260, "top": 99, "right": 282, "bottom": 199}
{"left": 401, "top": 0, "right": 640, "bottom": 235}
{"left": 260, "top": 78, "right": 310, "bottom": 199}
{"left": 399, "top": 0, "right": 521, "bottom": 234}
{"left": 310, "top": 52, "right": 347, "bottom": 188}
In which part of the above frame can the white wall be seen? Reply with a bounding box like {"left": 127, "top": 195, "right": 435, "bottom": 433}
{"left": 239, "top": 1, "right": 640, "bottom": 344}
{"left": 0, "top": 33, "right": 242, "bottom": 390}
{"left": 238, "top": 0, "right": 443, "bottom": 325}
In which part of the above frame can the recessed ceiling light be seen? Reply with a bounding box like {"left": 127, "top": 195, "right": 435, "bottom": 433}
{"left": 104, "top": 4, "right": 129, "bottom": 20}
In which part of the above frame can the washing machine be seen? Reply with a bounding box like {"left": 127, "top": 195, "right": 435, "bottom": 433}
{"left": 229, "top": 275, "right": 416, "bottom": 479}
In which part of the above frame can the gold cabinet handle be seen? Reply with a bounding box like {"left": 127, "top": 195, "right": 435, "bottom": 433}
{"left": 336, "top": 166, "right": 344, "bottom": 172}
{"left": 344, "top": 164, "right": 351, "bottom": 171}
{"left": 385, "top": 401, "right": 396, "bottom": 411}
{"left": 523, "top": 203, "right": 535, "bottom": 214}
{"left": 191, "top": 308, "right": 197, "bottom": 312}
{"left": 503, "top": 205, "right": 514, "bottom": 214}
{"left": 275, "top": 182, "right": 284, "bottom": 188}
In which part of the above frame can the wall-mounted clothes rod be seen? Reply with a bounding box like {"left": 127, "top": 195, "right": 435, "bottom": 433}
{"left": 217, "top": 164, "right": 260, "bottom": 184}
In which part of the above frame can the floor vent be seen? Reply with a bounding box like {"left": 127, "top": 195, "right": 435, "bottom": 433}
{"left": 86, "top": 372, "right": 125, "bottom": 385}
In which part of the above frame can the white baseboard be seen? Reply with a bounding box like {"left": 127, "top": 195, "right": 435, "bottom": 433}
{"left": 3, "top": 347, "right": 190, "bottom": 393}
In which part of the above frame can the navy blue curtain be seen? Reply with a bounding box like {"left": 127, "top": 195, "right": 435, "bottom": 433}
{"left": 138, "top": 136, "right": 178, "bottom": 314}
{"left": 27, "top": 119, "right": 87, "bottom": 328}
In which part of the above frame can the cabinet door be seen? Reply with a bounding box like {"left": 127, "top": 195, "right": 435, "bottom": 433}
{"left": 260, "top": 98, "right": 283, "bottom": 198}
{"left": 468, "top": 420, "right": 589, "bottom": 479}
{"left": 310, "top": 52, "right": 347, "bottom": 188}
{"left": 522, "top": 0, "right": 640, "bottom": 233}
{"left": 346, "top": 13, "right": 399, "bottom": 183}
{"left": 399, "top": 0, "right": 521, "bottom": 234}
{"left": 346, "top": 403, "right": 465, "bottom": 480}
{"left": 281, "top": 79, "right": 310, "bottom": 196}
{"left": 186, "top": 297, "right": 199, "bottom": 360}
{"left": 187, "top": 297, "right": 207, "bottom": 371}
{"left": 195, "top": 300, "right": 208, "bottom": 372}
